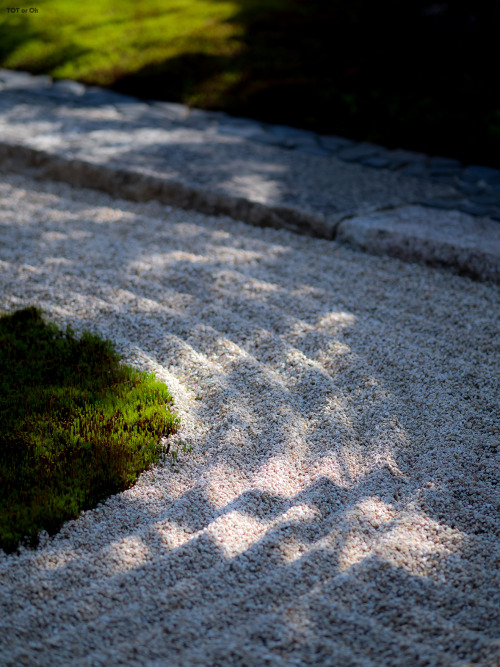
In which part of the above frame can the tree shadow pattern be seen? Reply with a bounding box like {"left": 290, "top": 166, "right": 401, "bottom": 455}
{"left": 0, "top": 170, "right": 498, "bottom": 665}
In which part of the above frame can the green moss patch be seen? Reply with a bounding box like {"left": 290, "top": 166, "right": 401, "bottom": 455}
{"left": 0, "top": 307, "right": 179, "bottom": 553}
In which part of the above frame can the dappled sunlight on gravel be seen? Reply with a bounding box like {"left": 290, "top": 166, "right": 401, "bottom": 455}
{"left": 0, "top": 172, "right": 499, "bottom": 666}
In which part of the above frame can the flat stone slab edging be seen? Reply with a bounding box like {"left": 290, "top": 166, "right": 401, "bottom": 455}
{"left": 2, "top": 69, "right": 500, "bottom": 218}
{"left": 3, "top": 140, "right": 498, "bottom": 285}
{"left": 0, "top": 142, "right": 333, "bottom": 238}
{"left": 337, "top": 207, "right": 500, "bottom": 285}
{"left": 0, "top": 68, "right": 499, "bottom": 284}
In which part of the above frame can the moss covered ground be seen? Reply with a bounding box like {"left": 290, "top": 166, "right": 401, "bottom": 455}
{"left": 0, "top": 307, "right": 179, "bottom": 553}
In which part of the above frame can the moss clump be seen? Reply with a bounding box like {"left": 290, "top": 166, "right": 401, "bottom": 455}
{"left": 0, "top": 307, "right": 180, "bottom": 553}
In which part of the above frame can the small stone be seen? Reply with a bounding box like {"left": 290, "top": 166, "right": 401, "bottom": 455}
{"left": 51, "top": 79, "right": 86, "bottom": 96}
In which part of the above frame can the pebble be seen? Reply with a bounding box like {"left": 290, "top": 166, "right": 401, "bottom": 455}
{"left": 50, "top": 79, "right": 86, "bottom": 96}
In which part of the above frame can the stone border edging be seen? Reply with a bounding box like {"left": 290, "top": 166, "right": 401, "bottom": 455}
{"left": 1, "top": 69, "right": 500, "bottom": 221}
{"left": 0, "top": 141, "right": 332, "bottom": 238}
{"left": 2, "top": 140, "right": 499, "bottom": 285}
{"left": 337, "top": 212, "right": 500, "bottom": 285}
{"left": 0, "top": 69, "right": 499, "bottom": 285}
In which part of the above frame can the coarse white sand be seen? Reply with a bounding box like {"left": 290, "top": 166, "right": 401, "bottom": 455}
{"left": 0, "top": 172, "right": 499, "bottom": 666}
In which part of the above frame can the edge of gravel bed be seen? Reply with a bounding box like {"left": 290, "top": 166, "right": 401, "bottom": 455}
{"left": 0, "top": 142, "right": 332, "bottom": 239}
{"left": 1, "top": 140, "right": 499, "bottom": 286}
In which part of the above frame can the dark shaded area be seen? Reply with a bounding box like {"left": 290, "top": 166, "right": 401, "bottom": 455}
{"left": 111, "top": 0, "right": 500, "bottom": 166}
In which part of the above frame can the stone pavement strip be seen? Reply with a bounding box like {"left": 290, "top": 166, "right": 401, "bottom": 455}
{"left": 0, "top": 69, "right": 499, "bottom": 284}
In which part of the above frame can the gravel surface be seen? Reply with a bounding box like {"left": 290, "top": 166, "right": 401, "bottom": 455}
{"left": 0, "top": 172, "right": 499, "bottom": 666}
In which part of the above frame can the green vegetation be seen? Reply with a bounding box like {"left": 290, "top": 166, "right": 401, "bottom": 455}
{"left": 0, "top": 1, "right": 499, "bottom": 166}
{"left": 0, "top": 0, "right": 243, "bottom": 87}
{"left": 0, "top": 307, "right": 179, "bottom": 553}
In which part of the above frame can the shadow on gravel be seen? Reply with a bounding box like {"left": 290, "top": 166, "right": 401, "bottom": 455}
{"left": 0, "top": 174, "right": 499, "bottom": 664}
{"left": 14, "top": 477, "right": 498, "bottom": 664}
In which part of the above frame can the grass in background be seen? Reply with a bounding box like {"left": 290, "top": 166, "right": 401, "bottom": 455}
{"left": 0, "top": 0, "right": 244, "bottom": 85}
{"left": 0, "top": 307, "right": 179, "bottom": 553}
{"left": 0, "top": 1, "right": 499, "bottom": 166}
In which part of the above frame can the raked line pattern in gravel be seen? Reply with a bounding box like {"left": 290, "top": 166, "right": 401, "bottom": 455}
{"left": 0, "top": 172, "right": 499, "bottom": 667}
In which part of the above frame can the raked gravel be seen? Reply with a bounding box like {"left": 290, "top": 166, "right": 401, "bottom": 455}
{"left": 0, "top": 171, "right": 499, "bottom": 667}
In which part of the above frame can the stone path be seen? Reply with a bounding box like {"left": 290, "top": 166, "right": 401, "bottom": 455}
{"left": 0, "top": 68, "right": 499, "bottom": 283}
